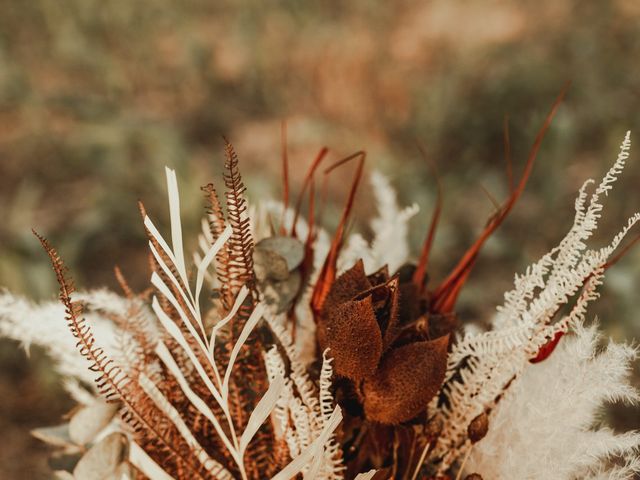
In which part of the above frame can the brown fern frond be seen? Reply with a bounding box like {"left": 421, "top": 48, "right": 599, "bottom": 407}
{"left": 111, "top": 266, "right": 158, "bottom": 373}
{"left": 223, "top": 139, "right": 257, "bottom": 302}
{"left": 218, "top": 143, "right": 281, "bottom": 478}
{"left": 33, "top": 231, "right": 213, "bottom": 480}
{"left": 202, "top": 183, "right": 233, "bottom": 310}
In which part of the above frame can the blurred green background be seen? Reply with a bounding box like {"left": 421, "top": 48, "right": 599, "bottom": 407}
{"left": 1, "top": 1, "right": 639, "bottom": 478}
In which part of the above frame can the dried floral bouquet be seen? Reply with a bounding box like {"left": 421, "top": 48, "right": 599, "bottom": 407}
{"left": 2, "top": 92, "right": 640, "bottom": 480}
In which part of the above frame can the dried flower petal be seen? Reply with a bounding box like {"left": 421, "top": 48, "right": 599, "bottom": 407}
{"left": 321, "top": 295, "right": 383, "bottom": 381}
{"left": 363, "top": 335, "right": 449, "bottom": 424}
{"left": 321, "top": 259, "right": 372, "bottom": 315}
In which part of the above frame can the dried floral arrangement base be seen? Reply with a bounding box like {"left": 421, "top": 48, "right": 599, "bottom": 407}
{"left": 1, "top": 92, "right": 639, "bottom": 480}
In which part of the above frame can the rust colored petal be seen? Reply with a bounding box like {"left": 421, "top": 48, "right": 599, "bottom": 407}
{"left": 321, "top": 259, "right": 372, "bottom": 316}
{"left": 322, "top": 295, "right": 383, "bottom": 381}
{"left": 362, "top": 335, "right": 449, "bottom": 424}
{"left": 352, "top": 277, "right": 400, "bottom": 351}
{"left": 367, "top": 264, "right": 390, "bottom": 286}
{"left": 398, "top": 281, "right": 420, "bottom": 324}
{"left": 382, "top": 277, "right": 400, "bottom": 350}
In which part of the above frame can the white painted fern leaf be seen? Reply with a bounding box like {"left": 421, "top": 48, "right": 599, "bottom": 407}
{"left": 338, "top": 170, "right": 419, "bottom": 274}
{"left": 433, "top": 132, "right": 639, "bottom": 471}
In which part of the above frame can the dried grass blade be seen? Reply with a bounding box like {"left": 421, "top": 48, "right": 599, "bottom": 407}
{"left": 272, "top": 406, "right": 343, "bottom": 480}
{"left": 222, "top": 303, "right": 266, "bottom": 400}
{"left": 165, "top": 167, "right": 188, "bottom": 283}
{"left": 139, "top": 373, "right": 233, "bottom": 478}
{"left": 239, "top": 374, "right": 285, "bottom": 453}
{"left": 155, "top": 341, "right": 237, "bottom": 460}
{"left": 150, "top": 296, "right": 224, "bottom": 408}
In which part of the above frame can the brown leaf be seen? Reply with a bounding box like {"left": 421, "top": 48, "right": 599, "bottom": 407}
{"left": 382, "top": 278, "right": 400, "bottom": 350}
{"left": 367, "top": 264, "right": 390, "bottom": 285}
{"left": 363, "top": 335, "right": 449, "bottom": 424}
{"left": 351, "top": 277, "right": 400, "bottom": 351}
{"left": 321, "top": 295, "right": 383, "bottom": 381}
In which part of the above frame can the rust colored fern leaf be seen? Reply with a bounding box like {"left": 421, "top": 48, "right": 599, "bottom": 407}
{"left": 223, "top": 139, "right": 257, "bottom": 301}
{"left": 202, "top": 183, "right": 234, "bottom": 310}
{"left": 33, "top": 231, "right": 215, "bottom": 480}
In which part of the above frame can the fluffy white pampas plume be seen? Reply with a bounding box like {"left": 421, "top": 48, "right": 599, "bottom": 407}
{"left": 465, "top": 322, "right": 640, "bottom": 480}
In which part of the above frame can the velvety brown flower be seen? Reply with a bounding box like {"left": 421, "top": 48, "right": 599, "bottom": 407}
{"left": 318, "top": 259, "right": 450, "bottom": 424}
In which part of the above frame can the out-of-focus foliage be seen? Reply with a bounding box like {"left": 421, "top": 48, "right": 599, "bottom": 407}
{"left": 0, "top": 0, "right": 639, "bottom": 477}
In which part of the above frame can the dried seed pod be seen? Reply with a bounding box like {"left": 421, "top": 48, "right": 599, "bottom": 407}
{"left": 366, "top": 264, "right": 390, "bottom": 285}
{"left": 321, "top": 295, "right": 383, "bottom": 381}
{"left": 467, "top": 412, "right": 489, "bottom": 443}
{"left": 73, "top": 432, "right": 127, "bottom": 480}
{"left": 69, "top": 400, "right": 119, "bottom": 445}
{"left": 362, "top": 335, "right": 449, "bottom": 424}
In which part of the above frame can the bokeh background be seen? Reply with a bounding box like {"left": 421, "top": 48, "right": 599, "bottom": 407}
{"left": 1, "top": 1, "right": 640, "bottom": 478}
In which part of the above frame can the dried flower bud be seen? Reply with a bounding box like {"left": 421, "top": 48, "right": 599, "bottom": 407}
{"left": 467, "top": 412, "right": 489, "bottom": 443}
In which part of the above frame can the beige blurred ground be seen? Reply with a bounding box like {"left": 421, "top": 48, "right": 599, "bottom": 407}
{"left": 1, "top": 1, "right": 639, "bottom": 477}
